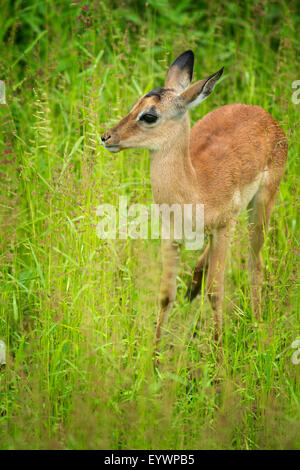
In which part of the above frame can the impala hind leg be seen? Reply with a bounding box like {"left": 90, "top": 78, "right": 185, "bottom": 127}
{"left": 206, "top": 226, "right": 231, "bottom": 344}
{"left": 155, "top": 240, "right": 181, "bottom": 342}
{"left": 186, "top": 244, "right": 210, "bottom": 301}
{"left": 247, "top": 186, "right": 277, "bottom": 320}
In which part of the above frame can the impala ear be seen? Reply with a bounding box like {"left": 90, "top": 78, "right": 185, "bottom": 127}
{"left": 178, "top": 67, "right": 224, "bottom": 110}
{"left": 165, "top": 50, "right": 194, "bottom": 92}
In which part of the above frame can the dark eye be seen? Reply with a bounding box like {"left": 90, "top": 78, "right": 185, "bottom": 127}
{"left": 139, "top": 113, "right": 158, "bottom": 124}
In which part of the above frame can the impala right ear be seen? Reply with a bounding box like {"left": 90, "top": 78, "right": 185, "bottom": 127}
{"left": 165, "top": 50, "right": 194, "bottom": 92}
{"left": 178, "top": 67, "right": 224, "bottom": 111}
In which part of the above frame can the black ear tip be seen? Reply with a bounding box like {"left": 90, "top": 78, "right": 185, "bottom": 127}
{"left": 180, "top": 50, "right": 194, "bottom": 65}
{"left": 219, "top": 66, "right": 224, "bottom": 75}
{"left": 182, "top": 50, "right": 194, "bottom": 58}
{"left": 172, "top": 50, "right": 194, "bottom": 68}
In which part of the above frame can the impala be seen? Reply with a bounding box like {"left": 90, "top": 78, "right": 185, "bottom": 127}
{"left": 101, "top": 50, "right": 287, "bottom": 344}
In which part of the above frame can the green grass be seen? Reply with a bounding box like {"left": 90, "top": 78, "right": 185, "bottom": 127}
{"left": 0, "top": 0, "right": 299, "bottom": 449}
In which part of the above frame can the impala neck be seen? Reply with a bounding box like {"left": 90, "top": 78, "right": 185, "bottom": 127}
{"left": 150, "top": 114, "right": 196, "bottom": 204}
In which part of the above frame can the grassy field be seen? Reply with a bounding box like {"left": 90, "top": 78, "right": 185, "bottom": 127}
{"left": 0, "top": 0, "right": 299, "bottom": 450}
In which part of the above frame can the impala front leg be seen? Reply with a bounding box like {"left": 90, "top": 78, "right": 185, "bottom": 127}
{"left": 155, "top": 239, "right": 181, "bottom": 342}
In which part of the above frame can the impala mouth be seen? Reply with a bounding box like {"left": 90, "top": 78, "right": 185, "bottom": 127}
{"left": 104, "top": 145, "right": 120, "bottom": 153}
{"left": 98, "top": 136, "right": 121, "bottom": 153}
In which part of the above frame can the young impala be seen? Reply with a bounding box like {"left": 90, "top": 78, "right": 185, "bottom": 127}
{"left": 101, "top": 50, "right": 287, "bottom": 344}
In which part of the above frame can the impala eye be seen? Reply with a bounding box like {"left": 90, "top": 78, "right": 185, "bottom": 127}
{"left": 139, "top": 113, "right": 158, "bottom": 124}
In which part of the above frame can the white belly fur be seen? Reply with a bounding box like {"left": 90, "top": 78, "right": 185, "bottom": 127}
{"left": 232, "top": 170, "right": 269, "bottom": 212}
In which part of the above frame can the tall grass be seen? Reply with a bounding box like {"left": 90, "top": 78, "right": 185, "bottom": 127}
{"left": 0, "top": 0, "right": 299, "bottom": 449}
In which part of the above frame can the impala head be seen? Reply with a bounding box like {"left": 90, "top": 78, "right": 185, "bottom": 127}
{"left": 101, "top": 50, "right": 223, "bottom": 153}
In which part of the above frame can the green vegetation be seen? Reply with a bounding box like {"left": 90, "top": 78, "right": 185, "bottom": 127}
{"left": 0, "top": 0, "right": 299, "bottom": 449}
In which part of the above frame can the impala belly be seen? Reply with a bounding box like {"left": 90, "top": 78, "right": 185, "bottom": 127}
{"left": 231, "top": 169, "right": 269, "bottom": 212}
{"left": 232, "top": 174, "right": 261, "bottom": 212}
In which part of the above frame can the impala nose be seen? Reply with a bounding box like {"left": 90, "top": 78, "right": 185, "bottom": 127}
{"left": 101, "top": 133, "right": 111, "bottom": 143}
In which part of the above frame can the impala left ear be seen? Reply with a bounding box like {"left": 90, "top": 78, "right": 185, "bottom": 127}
{"left": 178, "top": 67, "right": 224, "bottom": 110}
{"left": 165, "top": 50, "right": 194, "bottom": 92}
